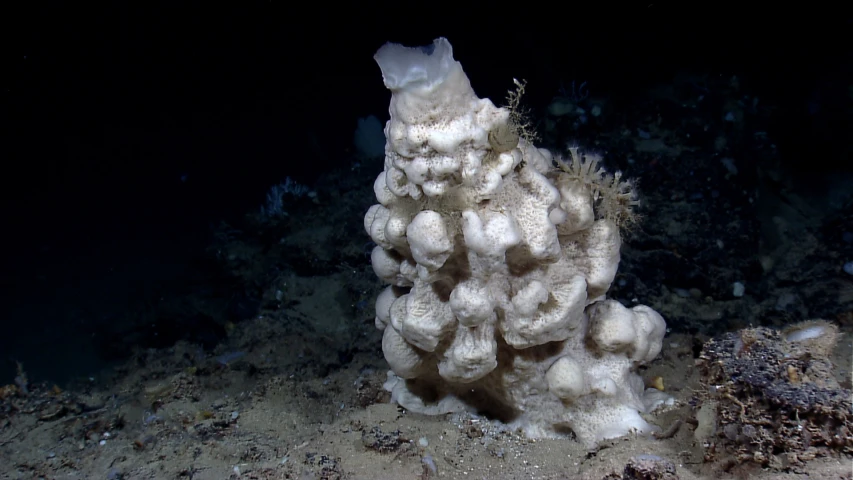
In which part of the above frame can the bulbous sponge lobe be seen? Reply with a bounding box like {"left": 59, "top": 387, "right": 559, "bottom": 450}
{"left": 546, "top": 356, "right": 587, "bottom": 400}
{"left": 588, "top": 300, "right": 666, "bottom": 363}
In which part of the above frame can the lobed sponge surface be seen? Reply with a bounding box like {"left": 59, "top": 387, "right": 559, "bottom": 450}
{"left": 365, "top": 37, "right": 668, "bottom": 447}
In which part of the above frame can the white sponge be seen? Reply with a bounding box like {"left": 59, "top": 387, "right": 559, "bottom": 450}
{"left": 366, "top": 38, "right": 668, "bottom": 448}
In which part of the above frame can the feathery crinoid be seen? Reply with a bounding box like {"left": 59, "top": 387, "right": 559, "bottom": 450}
{"left": 556, "top": 147, "right": 641, "bottom": 231}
